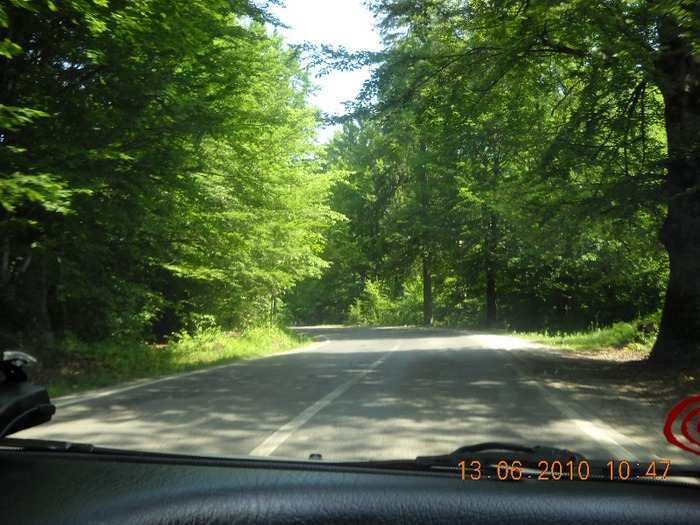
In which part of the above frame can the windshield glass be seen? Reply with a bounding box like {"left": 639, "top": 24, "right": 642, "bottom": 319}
{"left": 1, "top": 0, "right": 699, "bottom": 471}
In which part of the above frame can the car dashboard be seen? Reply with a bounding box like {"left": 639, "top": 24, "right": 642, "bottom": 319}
{"left": 1, "top": 445, "right": 699, "bottom": 524}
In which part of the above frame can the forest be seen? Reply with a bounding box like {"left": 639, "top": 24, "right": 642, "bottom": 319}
{"left": 1, "top": 1, "right": 699, "bottom": 366}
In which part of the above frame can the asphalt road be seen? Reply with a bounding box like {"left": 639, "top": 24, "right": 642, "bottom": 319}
{"left": 17, "top": 326, "right": 665, "bottom": 461}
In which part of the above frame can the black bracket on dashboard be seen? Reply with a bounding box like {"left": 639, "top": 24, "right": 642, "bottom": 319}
{"left": 0, "top": 351, "right": 36, "bottom": 383}
{"left": 0, "top": 351, "right": 55, "bottom": 439}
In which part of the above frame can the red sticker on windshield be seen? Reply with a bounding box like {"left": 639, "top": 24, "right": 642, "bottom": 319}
{"left": 664, "top": 395, "right": 700, "bottom": 457}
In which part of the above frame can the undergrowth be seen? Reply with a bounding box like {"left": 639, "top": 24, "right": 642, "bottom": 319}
{"left": 516, "top": 320, "right": 658, "bottom": 354}
{"left": 39, "top": 327, "right": 311, "bottom": 397}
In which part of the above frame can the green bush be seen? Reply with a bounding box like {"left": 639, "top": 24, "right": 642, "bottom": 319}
{"left": 346, "top": 280, "right": 423, "bottom": 326}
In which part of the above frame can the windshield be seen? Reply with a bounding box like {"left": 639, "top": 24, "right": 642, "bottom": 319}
{"left": 1, "top": 0, "right": 699, "bottom": 472}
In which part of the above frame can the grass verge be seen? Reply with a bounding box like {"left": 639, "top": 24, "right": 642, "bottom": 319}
{"left": 35, "top": 327, "right": 312, "bottom": 398}
{"left": 514, "top": 320, "right": 657, "bottom": 354}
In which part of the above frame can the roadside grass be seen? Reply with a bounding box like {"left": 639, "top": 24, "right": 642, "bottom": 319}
{"left": 514, "top": 320, "right": 657, "bottom": 354}
{"left": 38, "top": 327, "right": 312, "bottom": 398}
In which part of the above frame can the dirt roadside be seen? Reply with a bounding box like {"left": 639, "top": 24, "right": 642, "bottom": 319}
{"left": 510, "top": 344, "right": 699, "bottom": 464}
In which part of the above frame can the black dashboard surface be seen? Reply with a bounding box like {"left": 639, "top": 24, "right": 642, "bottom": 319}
{"left": 1, "top": 449, "right": 699, "bottom": 524}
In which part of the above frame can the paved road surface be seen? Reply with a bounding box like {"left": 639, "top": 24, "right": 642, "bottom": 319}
{"left": 17, "top": 327, "right": 677, "bottom": 461}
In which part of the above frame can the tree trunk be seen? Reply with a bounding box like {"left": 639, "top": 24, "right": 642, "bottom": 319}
{"left": 422, "top": 253, "right": 433, "bottom": 326}
{"left": 649, "top": 15, "right": 700, "bottom": 365}
{"left": 35, "top": 247, "right": 55, "bottom": 354}
{"left": 270, "top": 289, "right": 277, "bottom": 328}
{"left": 418, "top": 140, "right": 433, "bottom": 327}
{"left": 484, "top": 213, "right": 498, "bottom": 328}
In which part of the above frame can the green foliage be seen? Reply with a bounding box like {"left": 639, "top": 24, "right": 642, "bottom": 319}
{"left": 0, "top": 172, "right": 78, "bottom": 213}
{"left": 4, "top": 0, "right": 696, "bottom": 367}
{"left": 346, "top": 279, "right": 423, "bottom": 326}
{"left": 1, "top": 0, "right": 336, "bottom": 351}
{"left": 288, "top": 0, "right": 677, "bottom": 342}
{"left": 347, "top": 280, "right": 390, "bottom": 325}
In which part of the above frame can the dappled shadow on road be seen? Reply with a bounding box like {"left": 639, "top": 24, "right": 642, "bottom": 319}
{"left": 16, "top": 327, "right": 699, "bottom": 464}
{"left": 22, "top": 350, "right": 529, "bottom": 457}
{"left": 507, "top": 347, "right": 698, "bottom": 462}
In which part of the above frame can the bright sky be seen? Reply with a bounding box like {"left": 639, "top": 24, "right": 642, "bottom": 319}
{"left": 266, "top": 0, "right": 383, "bottom": 141}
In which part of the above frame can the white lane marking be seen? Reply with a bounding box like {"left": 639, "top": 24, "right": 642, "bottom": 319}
{"left": 53, "top": 337, "right": 330, "bottom": 409}
{"left": 249, "top": 341, "right": 401, "bottom": 457}
{"left": 502, "top": 351, "right": 651, "bottom": 461}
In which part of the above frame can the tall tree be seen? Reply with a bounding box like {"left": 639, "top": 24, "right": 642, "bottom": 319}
{"left": 363, "top": 0, "right": 694, "bottom": 363}
{"left": 1, "top": 0, "right": 334, "bottom": 349}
